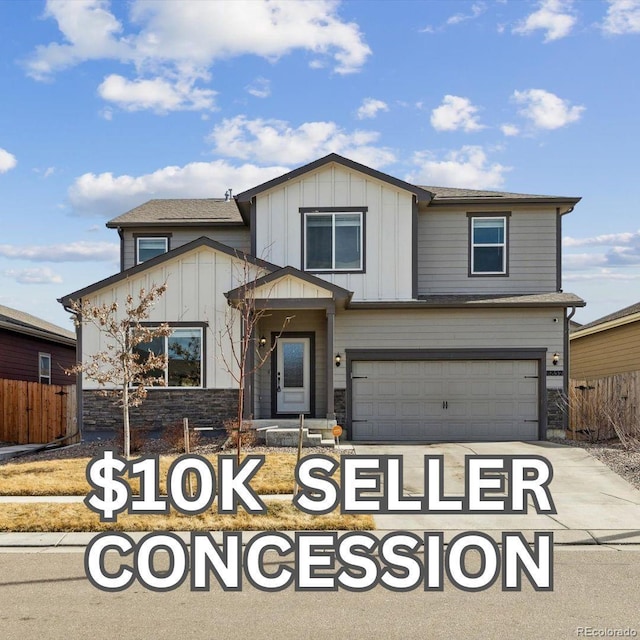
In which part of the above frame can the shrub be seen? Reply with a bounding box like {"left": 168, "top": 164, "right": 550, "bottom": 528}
{"left": 223, "top": 419, "right": 256, "bottom": 449}
{"left": 114, "top": 426, "right": 150, "bottom": 455}
{"left": 160, "top": 420, "right": 202, "bottom": 453}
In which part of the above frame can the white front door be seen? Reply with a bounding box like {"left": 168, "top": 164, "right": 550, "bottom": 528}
{"left": 276, "top": 337, "right": 311, "bottom": 414}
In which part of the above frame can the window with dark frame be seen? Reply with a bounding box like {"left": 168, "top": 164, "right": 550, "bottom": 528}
{"left": 38, "top": 352, "right": 51, "bottom": 384}
{"left": 136, "top": 237, "right": 168, "bottom": 264}
{"left": 303, "top": 211, "right": 363, "bottom": 272}
{"left": 471, "top": 217, "right": 507, "bottom": 274}
{"left": 134, "top": 327, "right": 203, "bottom": 387}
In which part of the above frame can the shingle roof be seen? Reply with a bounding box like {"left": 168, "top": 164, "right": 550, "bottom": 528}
{"left": 0, "top": 304, "right": 75, "bottom": 344}
{"left": 106, "top": 199, "right": 244, "bottom": 227}
{"left": 576, "top": 301, "right": 640, "bottom": 332}
{"left": 419, "top": 185, "right": 579, "bottom": 202}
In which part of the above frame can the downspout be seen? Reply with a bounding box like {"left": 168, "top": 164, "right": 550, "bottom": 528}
{"left": 563, "top": 305, "right": 577, "bottom": 434}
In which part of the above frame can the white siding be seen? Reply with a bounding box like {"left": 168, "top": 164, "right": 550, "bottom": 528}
{"left": 122, "top": 226, "right": 250, "bottom": 270}
{"left": 255, "top": 164, "right": 414, "bottom": 301}
{"left": 334, "top": 307, "right": 564, "bottom": 390}
{"left": 81, "top": 246, "right": 264, "bottom": 390}
{"left": 417, "top": 205, "right": 558, "bottom": 294}
{"left": 253, "top": 276, "right": 333, "bottom": 299}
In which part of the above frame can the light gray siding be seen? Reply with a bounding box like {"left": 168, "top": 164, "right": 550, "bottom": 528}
{"left": 334, "top": 307, "right": 564, "bottom": 390}
{"left": 417, "top": 205, "right": 558, "bottom": 294}
{"left": 122, "top": 226, "right": 250, "bottom": 270}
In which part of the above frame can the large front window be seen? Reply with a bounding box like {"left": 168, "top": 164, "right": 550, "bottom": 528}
{"left": 304, "top": 211, "right": 363, "bottom": 271}
{"left": 471, "top": 217, "right": 507, "bottom": 274}
{"left": 134, "top": 327, "right": 202, "bottom": 387}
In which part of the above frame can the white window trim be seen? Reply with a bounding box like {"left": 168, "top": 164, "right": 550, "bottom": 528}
{"left": 303, "top": 211, "right": 363, "bottom": 272}
{"left": 136, "top": 236, "right": 169, "bottom": 265}
{"left": 39, "top": 352, "right": 51, "bottom": 385}
{"left": 471, "top": 216, "right": 507, "bottom": 275}
{"left": 137, "top": 327, "right": 204, "bottom": 389}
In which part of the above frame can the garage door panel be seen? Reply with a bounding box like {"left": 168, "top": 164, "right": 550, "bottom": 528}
{"left": 352, "top": 359, "right": 540, "bottom": 442}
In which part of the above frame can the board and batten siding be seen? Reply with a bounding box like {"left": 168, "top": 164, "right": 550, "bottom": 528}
{"left": 254, "top": 164, "right": 414, "bottom": 301}
{"left": 334, "top": 307, "right": 564, "bottom": 389}
{"left": 417, "top": 206, "right": 558, "bottom": 294}
{"left": 81, "top": 246, "right": 262, "bottom": 390}
{"left": 253, "top": 275, "right": 333, "bottom": 300}
{"left": 122, "top": 226, "right": 250, "bottom": 270}
{"left": 570, "top": 322, "right": 640, "bottom": 379}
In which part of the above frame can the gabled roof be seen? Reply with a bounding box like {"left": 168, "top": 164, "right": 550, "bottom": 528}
{"left": 571, "top": 301, "right": 640, "bottom": 339}
{"left": 235, "top": 153, "right": 434, "bottom": 204}
{"left": 106, "top": 199, "right": 244, "bottom": 228}
{"left": 225, "top": 265, "right": 352, "bottom": 303}
{"left": 59, "top": 236, "right": 280, "bottom": 308}
{"left": 0, "top": 304, "right": 75, "bottom": 345}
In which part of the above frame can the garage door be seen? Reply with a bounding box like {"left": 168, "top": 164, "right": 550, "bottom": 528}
{"left": 351, "top": 360, "right": 539, "bottom": 441}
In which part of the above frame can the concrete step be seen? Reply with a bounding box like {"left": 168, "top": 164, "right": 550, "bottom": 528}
{"left": 264, "top": 428, "right": 324, "bottom": 448}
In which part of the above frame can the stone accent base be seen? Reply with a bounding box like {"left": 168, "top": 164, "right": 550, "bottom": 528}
{"left": 546, "top": 388, "right": 566, "bottom": 433}
{"left": 82, "top": 389, "right": 238, "bottom": 432}
{"left": 334, "top": 389, "right": 346, "bottom": 431}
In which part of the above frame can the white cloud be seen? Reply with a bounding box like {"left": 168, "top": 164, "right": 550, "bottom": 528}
{"left": 208, "top": 116, "right": 396, "bottom": 167}
{"left": 500, "top": 123, "right": 520, "bottom": 136}
{"left": 0, "top": 148, "right": 17, "bottom": 173}
{"left": 0, "top": 242, "right": 119, "bottom": 262}
{"left": 513, "top": 0, "right": 576, "bottom": 42}
{"left": 513, "top": 89, "right": 585, "bottom": 130}
{"left": 98, "top": 74, "right": 216, "bottom": 113}
{"left": 67, "top": 160, "right": 291, "bottom": 217}
{"left": 563, "top": 231, "right": 638, "bottom": 247}
{"left": 446, "top": 2, "right": 487, "bottom": 25}
{"left": 356, "top": 98, "right": 389, "bottom": 120}
{"left": 430, "top": 95, "right": 485, "bottom": 132}
{"left": 246, "top": 77, "right": 271, "bottom": 99}
{"left": 602, "top": 0, "right": 640, "bottom": 34}
{"left": 563, "top": 230, "right": 640, "bottom": 272}
{"left": 407, "top": 146, "right": 511, "bottom": 189}
{"left": 26, "top": 0, "right": 371, "bottom": 112}
{"left": 3, "top": 267, "right": 63, "bottom": 285}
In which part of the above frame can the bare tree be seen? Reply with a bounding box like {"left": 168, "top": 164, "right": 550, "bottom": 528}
{"left": 217, "top": 257, "right": 292, "bottom": 462}
{"left": 66, "top": 284, "right": 171, "bottom": 459}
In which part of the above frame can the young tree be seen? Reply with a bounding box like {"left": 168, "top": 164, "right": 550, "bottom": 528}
{"left": 218, "top": 257, "right": 292, "bottom": 463}
{"left": 66, "top": 284, "right": 171, "bottom": 459}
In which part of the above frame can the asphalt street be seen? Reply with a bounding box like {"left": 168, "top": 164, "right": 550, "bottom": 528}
{"left": 1, "top": 547, "right": 639, "bottom": 640}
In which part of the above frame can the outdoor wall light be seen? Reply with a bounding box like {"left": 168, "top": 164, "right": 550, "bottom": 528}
{"left": 335, "top": 353, "right": 342, "bottom": 367}
{"left": 552, "top": 352, "right": 560, "bottom": 366}
{"left": 259, "top": 336, "right": 267, "bottom": 348}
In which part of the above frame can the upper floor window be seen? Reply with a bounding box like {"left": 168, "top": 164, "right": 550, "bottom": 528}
{"left": 470, "top": 216, "right": 508, "bottom": 275}
{"left": 302, "top": 210, "right": 364, "bottom": 272}
{"left": 38, "top": 352, "right": 51, "bottom": 384}
{"left": 136, "top": 237, "right": 169, "bottom": 264}
{"left": 134, "top": 327, "right": 203, "bottom": 388}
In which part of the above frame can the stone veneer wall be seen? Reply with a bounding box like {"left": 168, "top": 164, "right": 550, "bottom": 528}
{"left": 82, "top": 389, "right": 238, "bottom": 432}
{"left": 334, "top": 389, "right": 346, "bottom": 430}
{"left": 546, "top": 388, "right": 566, "bottom": 433}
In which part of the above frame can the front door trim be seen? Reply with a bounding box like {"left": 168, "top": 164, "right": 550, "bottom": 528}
{"left": 271, "top": 331, "right": 316, "bottom": 418}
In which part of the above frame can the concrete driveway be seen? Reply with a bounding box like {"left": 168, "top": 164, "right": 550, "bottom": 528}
{"left": 353, "top": 441, "right": 640, "bottom": 544}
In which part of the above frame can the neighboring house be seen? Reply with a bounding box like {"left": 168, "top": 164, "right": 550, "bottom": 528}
{"left": 0, "top": 304, "right": 76, "bottom": 385}
{"left": 60, "top": 153, "right": 584, "bottom": 441}
{"left": 570, "top": 302, "right": 640, "bottom": 379}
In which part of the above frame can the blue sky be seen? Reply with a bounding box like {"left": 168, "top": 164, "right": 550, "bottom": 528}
{"left": 1, "top": 0, "right": 639, "bottom": 329}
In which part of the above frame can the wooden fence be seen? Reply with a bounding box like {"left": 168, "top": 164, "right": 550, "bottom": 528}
{"left": 0, "top": 379, "right": 78, "bottom": 445}
{"left": 569, "top": 371, "right": 639, "bottom": 441}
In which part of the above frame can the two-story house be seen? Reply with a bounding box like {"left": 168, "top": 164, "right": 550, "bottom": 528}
{"left": 60, "top": 153, "right": 584, "bottom": 441}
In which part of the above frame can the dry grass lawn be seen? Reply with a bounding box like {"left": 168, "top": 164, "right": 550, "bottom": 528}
{"left": 0, "top": 453, "right": 311, "bottom": 496}
{"left": 0, "top": 501, "right": 374, "bottom": 532}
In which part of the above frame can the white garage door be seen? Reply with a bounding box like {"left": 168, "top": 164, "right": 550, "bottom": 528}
{"left": 351, "top": 360, "right": 539, "bottom": 441}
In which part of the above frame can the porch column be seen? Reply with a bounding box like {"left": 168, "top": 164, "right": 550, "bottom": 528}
{"left": 326, "top": 308, "right": 335, "bottom": 419}
{"left": 243, "top": 313, "right": 254, "bottom": 420}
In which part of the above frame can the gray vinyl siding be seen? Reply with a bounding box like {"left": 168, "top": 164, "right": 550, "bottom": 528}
{"left": 417, "top": 206, "right": 558, "bottom": 294}
{"left": 254, "top": 310, "right": 327, "bottom": 419}
{"left": 334, "top": 307, "right": 563, "bottom": 389}
{"left": 122, "top": 226, "right": 250, "bottom": 270}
